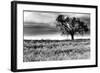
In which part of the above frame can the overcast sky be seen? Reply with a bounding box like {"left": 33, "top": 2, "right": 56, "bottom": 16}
{"left": 24, "top": 11, "right": 90, "bottom": 26}
{"left": 24, "top": 11, "right": 90, "bottom": 40}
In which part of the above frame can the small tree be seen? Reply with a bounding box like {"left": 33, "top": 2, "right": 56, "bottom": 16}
{"left": 56, "top": 15, "right": 89, "bottom": 40}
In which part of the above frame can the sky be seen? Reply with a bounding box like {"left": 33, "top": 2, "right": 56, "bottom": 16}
{"left": 24, "top": 11, "right": 90, "bottom": 40}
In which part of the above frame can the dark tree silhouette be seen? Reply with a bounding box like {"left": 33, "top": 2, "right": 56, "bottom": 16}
{"left": 56, "top": 15, "right": 89, "bottom": 40}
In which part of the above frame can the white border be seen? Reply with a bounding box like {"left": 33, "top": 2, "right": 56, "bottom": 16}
{"left": 17, "top": 3, "right": 96, "bottom": 69}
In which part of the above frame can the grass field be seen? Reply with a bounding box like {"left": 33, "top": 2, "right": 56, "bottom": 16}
{"left": 23, "top": 39, "right": 90, "bottom": 62}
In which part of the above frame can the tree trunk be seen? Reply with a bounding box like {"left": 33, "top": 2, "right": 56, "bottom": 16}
{"left": 71, "top": 34, "right": 74, "bottom": 40}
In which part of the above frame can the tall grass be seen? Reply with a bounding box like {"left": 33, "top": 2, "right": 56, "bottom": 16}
{"left": 23, "top": 39, "right": 90, "bottom": 62}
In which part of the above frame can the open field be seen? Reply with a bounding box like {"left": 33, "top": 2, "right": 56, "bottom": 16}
{"left": 23, "top": 39, "right": 90, "bottom": 62}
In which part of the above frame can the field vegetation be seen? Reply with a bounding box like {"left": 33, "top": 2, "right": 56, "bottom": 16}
{"left": 23, "top": 39, "right": 90, "bottom": 62}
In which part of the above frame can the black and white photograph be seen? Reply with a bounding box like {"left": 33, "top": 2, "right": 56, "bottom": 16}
{"left": 11, "top": 1, "right": 97, "bottom": 72}
{"left": 23, "top": 11, "right": 90, "bottom": 62}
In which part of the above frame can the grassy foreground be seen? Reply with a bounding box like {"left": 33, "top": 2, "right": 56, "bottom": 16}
{"left": 23, "top": 39, "right": 90, "bottom": 62}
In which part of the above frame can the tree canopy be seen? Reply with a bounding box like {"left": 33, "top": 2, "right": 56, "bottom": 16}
{"left": 56, "top": 15, "right": 89, "bottom": 40}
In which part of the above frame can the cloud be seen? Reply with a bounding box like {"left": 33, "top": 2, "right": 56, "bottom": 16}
{"left": 24, "top": 11, "right": 90, "bottom": 25}
{"left": 24, "top": 25, "right": 58, "bottom": 36}
{"left": 24, "top": 11, "right": 90, "bottom": 36}
{"left": 24, "top": 11, "right": 57, "bottom": 26}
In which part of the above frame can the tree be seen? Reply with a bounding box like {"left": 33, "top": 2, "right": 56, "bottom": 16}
{"left": 56, "top": 15, "right": 89, "bottom": 40}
